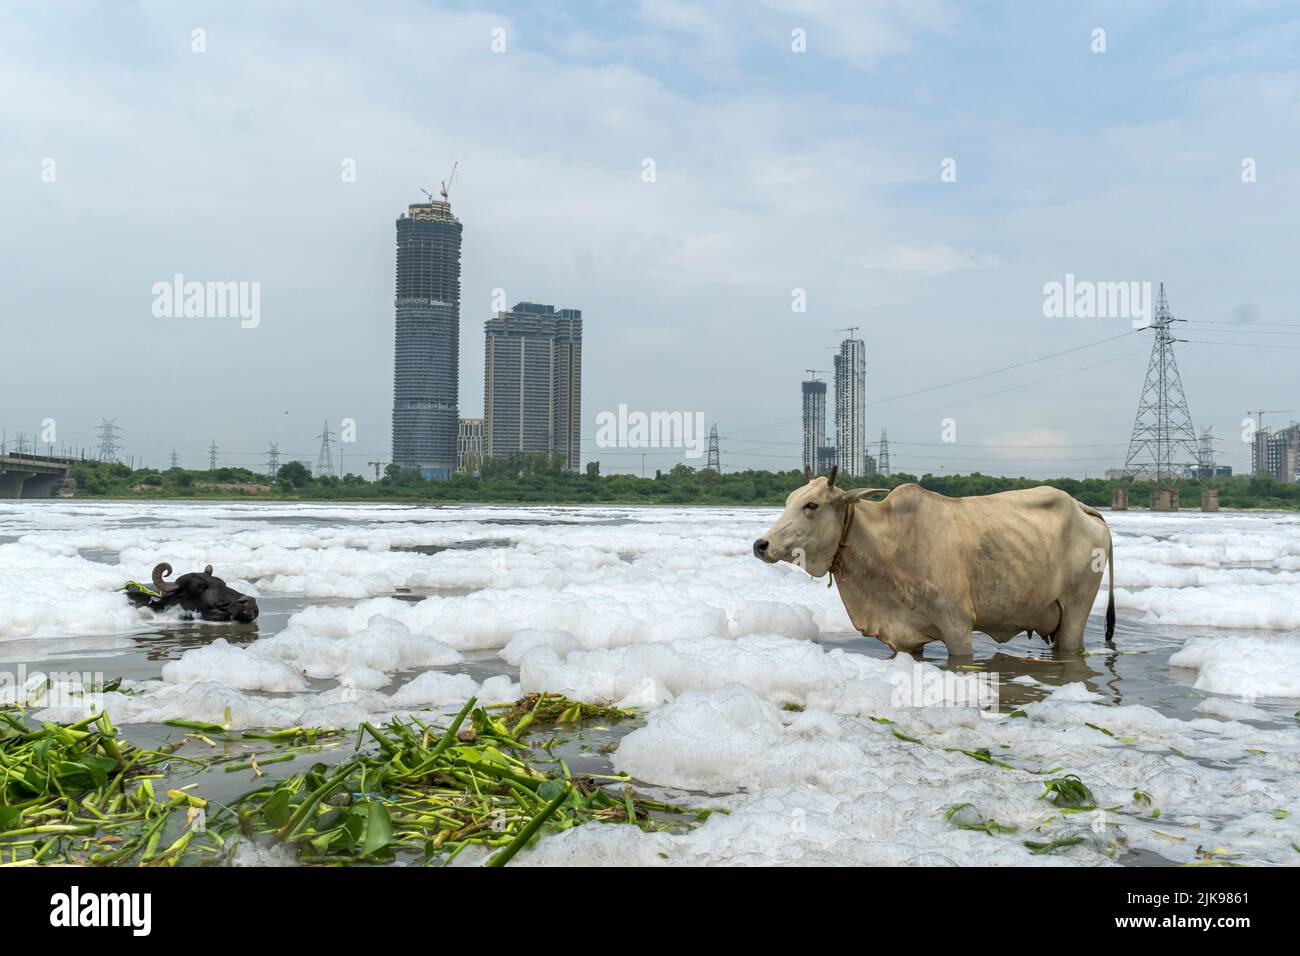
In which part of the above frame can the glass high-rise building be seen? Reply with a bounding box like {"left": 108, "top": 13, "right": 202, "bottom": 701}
{"left": 483, "top": 302, "right": 582, "bottom": 471}
{"left": 834, "top": 336, "right": 866, "bottom": 477}
{"left": 392, "top": 198, "right": 462, "bottom": 480}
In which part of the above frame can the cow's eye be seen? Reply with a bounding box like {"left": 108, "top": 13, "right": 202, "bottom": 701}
{"left": 804, "top": 502, "right": 819, "bottom": 513}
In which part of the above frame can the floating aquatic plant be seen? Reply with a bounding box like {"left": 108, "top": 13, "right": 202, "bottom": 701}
{"left": 2, "top": 693, "right": 702, "bottom": 867}
{"left": 1039, "top": 774, "right": 1098, "bottom": 810}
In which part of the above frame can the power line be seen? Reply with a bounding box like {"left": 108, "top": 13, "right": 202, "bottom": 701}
{"left": 872, "top": 348, "right": 1149, "bottom": 428}
{"left": 726, "top": 328, "right": 1146, "bottom": 441}
{"left": 870, "top": 329, "right": 1143, "bottom": 409}
{"left": 1186, "top": 339, "right": 1300, "bottom": 350}
{"left": 1186, "top": 319, "right": 1300, "bottom": 329}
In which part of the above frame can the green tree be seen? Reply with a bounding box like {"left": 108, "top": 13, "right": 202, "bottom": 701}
{"left": 277, "top": 461, "right": 311, "bottom": 488}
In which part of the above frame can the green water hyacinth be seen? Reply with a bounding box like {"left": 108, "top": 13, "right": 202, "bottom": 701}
{"left": 2, "top": 692, "right": 705, "bottom": 867}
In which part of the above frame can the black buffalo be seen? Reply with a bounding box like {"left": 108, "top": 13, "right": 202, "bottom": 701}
{"left": 126, "top": 563, "right": 259, "bottom": 623}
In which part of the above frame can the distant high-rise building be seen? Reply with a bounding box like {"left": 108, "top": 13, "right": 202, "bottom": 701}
{"left": 457, "top": 417, "right": 484, "bottom": 474}
{"left": 392, "top": 196, "right": 462, "bottom": 480}
{"left": 834, "top": 336, "right": 866, "bottom": 476}
{"left": 483, "top": 302, "right": 582, "bottom": 470}
{"left": 1253, "top": 424, "right": 1300, "bottom": 483}
{"left": 817, "top": 445, "right": 836, "bottom": 473}
{"left": 801, "top": 378, "right": 827, "bottom": 474}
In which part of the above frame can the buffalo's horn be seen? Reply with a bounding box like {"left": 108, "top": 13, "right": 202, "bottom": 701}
{"left": 151, "top": 562, "right": 177, "bottom": 594}
{"left": 804, "top": 465, "right": 813, "bottom": 482}
{"left": 827, "top": 464, "right": 838, "bottom": 488}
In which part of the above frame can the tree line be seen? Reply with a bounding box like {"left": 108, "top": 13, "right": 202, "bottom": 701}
{"left": 66, "top": 455, "right": 1300, "bottom": 509}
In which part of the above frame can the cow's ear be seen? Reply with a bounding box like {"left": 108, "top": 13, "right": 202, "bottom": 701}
{"left": 804, "top": 465, "right": 813, "bottom": 482}
{"left": 842, "top": 487, "right": 891, "bottom": 503}
{"left": 827, "top": 465, "right": 838, "bottom": 488}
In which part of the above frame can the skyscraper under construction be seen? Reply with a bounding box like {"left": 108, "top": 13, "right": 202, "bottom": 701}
{"left": 834, "top": 335, "right": 866, "bottom": 477}
{"left": 801, "top": 377, "right": 826, "bottom": 474}
{"left": 392, "top": 195, "right": 462, "bottom": 479}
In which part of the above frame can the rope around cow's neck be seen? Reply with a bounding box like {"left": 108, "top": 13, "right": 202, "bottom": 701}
{"left": 826, "top": 500, "right": 857, "bottom": 589}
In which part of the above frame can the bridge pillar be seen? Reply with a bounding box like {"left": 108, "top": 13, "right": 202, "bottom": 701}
{"left": 1149, "top": 488, "right": 1179, "bottom": 512}
{"left": 1110, "top": 488, "right": 1128, "bottom": 511}
{"left": 0, "top": 471, "right": 29, "bottom": 499}
{"left": 21, "top": 473, "right": 62, "bottom": 499}
{"left": 1200, "top": 489, "right": 1219, "bottom": 513}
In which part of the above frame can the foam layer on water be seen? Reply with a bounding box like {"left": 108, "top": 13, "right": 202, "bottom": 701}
{"left": 4, "top": 500, "right": 1300, "bottom": 866}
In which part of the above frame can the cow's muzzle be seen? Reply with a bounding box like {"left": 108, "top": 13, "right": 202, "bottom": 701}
{"left": 752, "top": 538, "right": 774, "bottom": 562}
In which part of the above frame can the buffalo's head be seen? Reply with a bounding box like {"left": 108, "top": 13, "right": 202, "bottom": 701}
{"left": 752, "top": 466, "right": 889, "bottom": 577}
{"left": 149, "top": 563, "right": 259, "bottom": 623}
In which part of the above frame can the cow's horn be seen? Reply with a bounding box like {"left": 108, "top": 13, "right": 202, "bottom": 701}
{"left": 151, "top": 562, "right": 177, "bottom": 594}
{"left": 204, "top": 565, "right": 213, "bottom": 575}
{"left": 804, "top": 465, "right": 813, "bottom": 482}
{"left": 827, "top": 464, "right": 838, "bottom": 488}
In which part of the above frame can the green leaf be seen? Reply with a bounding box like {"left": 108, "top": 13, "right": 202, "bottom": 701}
{"left": 1040, "top": 774, "right": 1097, "bottom": 810}
{"left": 261, "top": 788, "right": 294, "bottom": 828}
{"left": 361, "top": 800, "right": 394, "bottom": 858}
{"left": 1024, "top": 836, "right": 1086, "bottom": 854}
{"left": 537, "top": 779, "right": 566, "bottom": 802}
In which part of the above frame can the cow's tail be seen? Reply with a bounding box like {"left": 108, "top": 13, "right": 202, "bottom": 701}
{"left": 1080, "top": 504, "right": 1116, "bottom": 645}
{"left": 1103, "top": 532, "right": 1115, "bottom": 644}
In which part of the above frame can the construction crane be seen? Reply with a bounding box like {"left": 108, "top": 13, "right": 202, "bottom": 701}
{"left": 439, "top": 161, "right": 458, "bottom": 201}
{"left": 805, "top": 368, "right": 826, "bottom": 381}
{"left": 1247, "top": 409, "right": 1294, "bottom": 432}
{"left": 834, "top": 326, "right": 861, "bottom": 339}
{"left": 368, "top": 460, "right": 385, "bottom": 481}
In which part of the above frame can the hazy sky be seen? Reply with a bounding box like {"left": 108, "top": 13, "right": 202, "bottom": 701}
{"left": 3, "top": 1, "right": 1298, "bottom": 478}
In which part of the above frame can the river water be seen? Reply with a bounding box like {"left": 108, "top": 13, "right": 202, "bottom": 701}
{"left": 2, "top": 500, "right": 1298, "bottom": 866}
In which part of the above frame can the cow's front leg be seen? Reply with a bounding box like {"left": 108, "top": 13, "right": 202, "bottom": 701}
{"left": 937, "top": 618, "right": 975, "bottom": 659}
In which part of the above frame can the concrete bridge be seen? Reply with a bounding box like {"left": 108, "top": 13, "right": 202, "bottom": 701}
{"left": 0, "top": 452, "right": 76, "bottom": 499}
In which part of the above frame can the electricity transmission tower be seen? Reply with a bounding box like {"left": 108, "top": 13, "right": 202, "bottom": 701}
{"left": 96, "top": 419, "right": 122, "bottom": 462}
{"left": 208, "top": 440, "right": 219, "bottom": 471}
{"left": 315, "top": 420, "right": 336, "bottom": 478}
{"left": 266, "top": 443, "right": 281, "bottom": 478}
{"left": 169, "top": 448, "right": 179, "bottom": 469}
{"left": 1197, "top": 428, "right": 1216, "bottom": 479}
{"left": 1123, "top": 284, "right": 1199, "bottom": 481}
{"left": 878, "top": 430, "right": 890, "bottom": 476}
{"left": 706, "top": 424, "right": 721, "bottom": 473}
